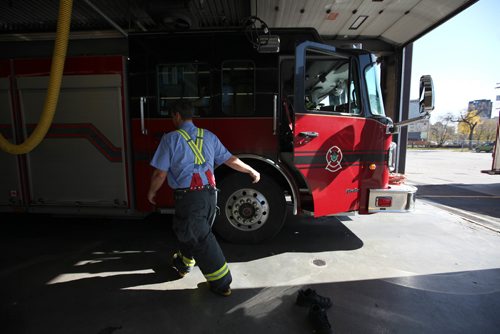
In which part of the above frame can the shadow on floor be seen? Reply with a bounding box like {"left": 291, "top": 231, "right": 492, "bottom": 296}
{"left": 0, "top": 211, "right": 363, "bottom": 334}
{"left": 416, "top": 183, "right": 500, "bottom": 219}
{"left": 2, "top": 250, "right": 499, "bottom": 334}
{"left": 1, "top": 213, "right": 499, "bottom": 333}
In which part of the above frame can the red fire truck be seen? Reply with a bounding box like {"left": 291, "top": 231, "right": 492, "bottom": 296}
{"left": 0, "top": 28, "right": 433, "bottom": 242}
{"left": 481, "top": 110, "right": 500, "bottom": 175}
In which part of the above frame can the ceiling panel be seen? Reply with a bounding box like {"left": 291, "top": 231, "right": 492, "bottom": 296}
{"left": 0, "top": 0, "right": 478, "bottom": 46}
{"left": 256, "top": 0, "right": 477, "bottom": 46}
{"left": 383, "top": 13, "right": 434, "bottom": 45}
{"left": 352, "top": 0, "right": 421, "bottom": 37}
{"left": 381, "top": 0, "right": 470, "bottom": 44}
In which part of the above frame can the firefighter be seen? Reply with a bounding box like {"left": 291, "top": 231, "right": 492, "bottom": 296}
{"left": 147, "top": 99, "right": 260, "bottom": 296}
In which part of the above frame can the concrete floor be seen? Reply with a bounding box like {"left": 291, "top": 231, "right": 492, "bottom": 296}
{"left": 1, "top": 198, "right": 500, "bottom": 334}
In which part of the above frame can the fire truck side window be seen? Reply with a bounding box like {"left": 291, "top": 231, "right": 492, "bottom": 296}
{"left": 221, "top": 60, "right": 255, "bottom": 116}
{"left": 349, "top": 60, "right": 361, "bottom": 115}
{"left": 304, "top": 52, "right": 360, "bottom": 115}
{"left": 157, "top": 63, "right": 211, "bottom": 117}
{"left": 364, "top": 62, "right": 385, "bottom": 116}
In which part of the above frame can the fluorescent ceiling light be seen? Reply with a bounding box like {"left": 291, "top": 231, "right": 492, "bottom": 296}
{"left": 349, "top": 15, "right": 368, "bottom": 30}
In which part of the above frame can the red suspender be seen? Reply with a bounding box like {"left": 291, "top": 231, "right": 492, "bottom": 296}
{"left": 205, "top": 169, "right": 216, "bottom": 187}
{"left": 189, "top": 173, "right": 204, "bottom": 189}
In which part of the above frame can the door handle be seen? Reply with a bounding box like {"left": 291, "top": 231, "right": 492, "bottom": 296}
{"left": 273, "top": 94, "right": 278, "bottom": 135}
{"left": 140, "top": 96, "right": 148, "bottom": 135}
{"left": 299, "top": 131, "right": 319, "bottom": 138}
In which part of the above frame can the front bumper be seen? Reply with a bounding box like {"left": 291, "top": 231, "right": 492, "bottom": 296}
{"left": 368, "top": 184, "right": 417, "bottom": 213}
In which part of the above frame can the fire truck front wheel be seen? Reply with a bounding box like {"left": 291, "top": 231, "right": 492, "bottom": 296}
{"left": 214, "top": 173, "right": 287, "bottom": 243}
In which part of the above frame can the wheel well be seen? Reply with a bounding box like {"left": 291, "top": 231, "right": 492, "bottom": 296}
{"left": 215, "top": 157, "right": 294, "bottom": 201}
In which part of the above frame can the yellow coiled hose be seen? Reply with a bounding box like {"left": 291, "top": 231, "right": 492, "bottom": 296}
{"left": 0, "top": 0, "right": 73, "bottom": 154}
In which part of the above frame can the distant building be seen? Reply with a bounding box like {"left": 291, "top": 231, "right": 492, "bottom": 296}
{"left": 407, "top": 99, "right": 429, "bottom": 141}
{"left": 468, "top": 99, "right": 492, "bottom": 118}
{"left": 408, "top": 99, "right": 420, "bottom": 118}
{"left": 495, "top": 83, "right": 500, "bottom": 118}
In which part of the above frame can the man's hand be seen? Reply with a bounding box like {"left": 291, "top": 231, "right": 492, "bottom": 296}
{"left": 147, "top": 190, "right": 157, "bottom": 205}
{"left": 147, "top": 169, "right": 167, "bottom": 205}
{"left": 249, "top": 170, "right": 260, "bottom": 183}
{"left": 224, "top": 156, "right": 260, "bottom": 183}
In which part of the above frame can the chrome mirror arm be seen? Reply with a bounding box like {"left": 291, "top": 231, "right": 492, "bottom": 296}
{"left": 386, "top": 113, "right": 430, "bottom": 134}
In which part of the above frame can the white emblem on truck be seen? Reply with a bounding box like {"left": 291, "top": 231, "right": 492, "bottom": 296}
{"left": 325, "top": 146, "right": 343, "bottom": 172}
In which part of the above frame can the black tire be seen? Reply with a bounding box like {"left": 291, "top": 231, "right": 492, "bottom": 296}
{"left": 214, "top": 172, "right": 287, "bottom": 244}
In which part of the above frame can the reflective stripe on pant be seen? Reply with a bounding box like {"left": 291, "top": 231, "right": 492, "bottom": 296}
{"left": 173, "top": 188, "right": 232, "bottom": 289}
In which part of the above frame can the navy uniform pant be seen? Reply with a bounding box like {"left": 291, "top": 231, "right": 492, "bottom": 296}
{"left": 173, "top": 188, "right": 232, "bottom": 290}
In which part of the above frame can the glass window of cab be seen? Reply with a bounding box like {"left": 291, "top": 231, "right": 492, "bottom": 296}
{"left": 157, "top": 63, "right": 211, "bottom": 117}
{"left": 304, "top": 51, "right": 361, "bottom": 115}
{"left": 221, "top": 60, "right": 255, "bottom": 116}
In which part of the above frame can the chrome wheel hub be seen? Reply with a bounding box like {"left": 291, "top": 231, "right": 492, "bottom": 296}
{"left": 225, "top": 188, "right": 269, "bottom": 231}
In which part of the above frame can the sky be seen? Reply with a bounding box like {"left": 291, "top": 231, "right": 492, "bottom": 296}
{"left": 410, "top": 0, "right": 500, "bottom": 123}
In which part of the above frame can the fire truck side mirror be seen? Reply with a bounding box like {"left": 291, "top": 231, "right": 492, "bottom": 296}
{"left": 419, "top": 75, "right": 434, "bottom": 115}
{"left": 388, "top": 75, "right": 435, "bottom": 134}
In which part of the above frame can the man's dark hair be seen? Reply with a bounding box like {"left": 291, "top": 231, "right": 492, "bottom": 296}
{"left": 170, "top": 99, "right": 194, "bottom": 120}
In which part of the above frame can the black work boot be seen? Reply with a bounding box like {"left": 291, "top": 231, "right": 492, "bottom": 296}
{"left": 296, "top": 288, "right": 332, "bottom": 309}
{"left": 172, "top": 252, "right": 195, "bottom": 278}
{"left": 207, "top": 282, "right": 232, "bottom": 297}
{"left": 308, "top": 304, "right": 332, "bottom": 334}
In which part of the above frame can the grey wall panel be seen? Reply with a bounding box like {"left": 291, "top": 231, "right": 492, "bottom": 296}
{"left": 0, "top": 78, "right": 21, "bottom": 207}
{"left": 18, "top": 74, "right": 128, "bottom": 207}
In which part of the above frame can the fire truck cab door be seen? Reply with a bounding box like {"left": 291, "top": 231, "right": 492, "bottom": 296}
{"left": 292, "top": 41, "right": 361, "bottom": 217}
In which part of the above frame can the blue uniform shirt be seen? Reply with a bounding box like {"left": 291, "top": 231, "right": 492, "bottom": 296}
{"left": 150, "top": 122, "right": 232, "bottom": 189}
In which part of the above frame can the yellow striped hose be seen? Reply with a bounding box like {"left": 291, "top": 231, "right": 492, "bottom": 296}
{"left": 0, "top": 0, "right": 73, "bottom": 154}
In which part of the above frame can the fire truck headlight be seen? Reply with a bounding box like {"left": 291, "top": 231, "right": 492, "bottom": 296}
{"left": 388, "top": 142, "right": 397, "bottom": 172}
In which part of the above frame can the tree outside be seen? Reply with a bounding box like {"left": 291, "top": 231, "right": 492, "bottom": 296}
{"left": 475, "top": 118, "right": 498, "bottom": 142}
{"left": 428, "top": 114, "right": 455, "bottom": 147}
{"left": 425, "top": 112, "right": 497, "bottom": 149}
{"left": 455, "top": 109, "right": 481, "bottom": 149}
